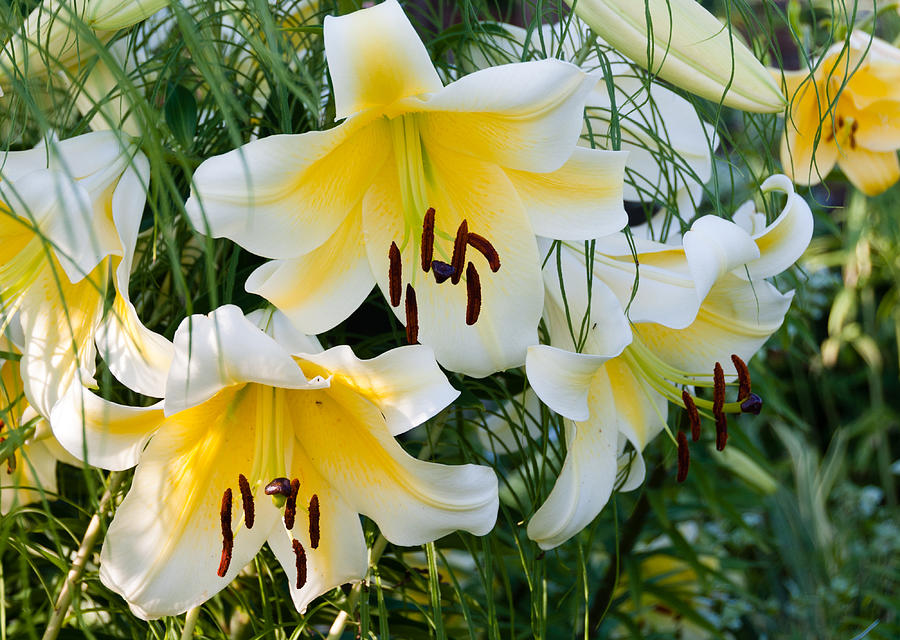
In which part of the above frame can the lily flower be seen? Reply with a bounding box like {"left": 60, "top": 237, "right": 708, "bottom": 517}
{"left": 0, "top": 131, "right": 173, "bottom": 420}
{"left": 566, "top": 0, "right": 785, "bottom": 113}
{"left": 54, "top": 305, "right": 498, "bottom": 618}
{"left": 1, "top": 355, "right": 81, "bottom": 515}
{"left": 185, "top": 0, "right": 627, "bottom": 378}
{"left": 524, "top": 175, "right": 812, "bottom": 548}
{"left": 463, "top": 19, "right": 719, "bottom": 218}
{"left": 778, "top": 30, "right": 900, "bottom": 196}
{"left": 0, "top": 0, "right": 169, "bottom": 86}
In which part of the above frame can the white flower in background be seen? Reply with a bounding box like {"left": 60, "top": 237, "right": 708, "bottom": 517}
{"left": 186, "top": 0, "right": 627, "bottom": 378}
{"left": 53, "top": 305, "right": 498, "bottom": 618}
{"left": 0, "top": 131, "right": 173, "bottom": 422}
{"left": 524, "top": 175, "right": 812, "bottom": 549}
{"left": 463, "top": 19, "right": 719, "bottom": 218}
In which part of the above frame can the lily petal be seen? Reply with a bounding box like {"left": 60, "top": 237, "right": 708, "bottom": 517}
{"left": 420, "top": 59, "right": 597, "bottom": 173}
{"left": 504, "top": 147, "right": 628, "bottom": 240}
{"left": 683, "top": 216, "right": 760, "bottom": 303}
{"left": 185, "top": 117, "right": 390, "bottom": 260}
{"left": 299, "top": 344, "right": 458, "bottom": 437}
{"left": 526, "top": 345, "right": 619, "bottom": 422}
{"left": 324, "top": 0, "right": 442, "bottom": 120}
{"left": 837, "top": 146, "right": 900, "bottom": 196}
{"left": 245, "top": 210, "right": 375, "bottom": 335}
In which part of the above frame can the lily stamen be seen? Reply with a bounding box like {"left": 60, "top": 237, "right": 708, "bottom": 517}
{"left": 389, "top": 242, "right": 402, "bottom": 307}
{"left": 238, "top": 474, "right": 254, "bottom": 529}
{"left": 308, "top": 494, "right": 320, "bottom": 549}
{"left": 217, "top": 488, "right": 234, "bottom": 577}
{"left": 465, "top": 262, "right": 481, "bottom": 325}
{"left": 712, "top": 363, "right": 726, "bottom": 415}
{"left": 450, "top": 220, "right": 468, "bottom": 285}
{"left": 292, "top": 539, "right": 307, "bottom": 589}
{"left": 731, "top": 354, "right": 751, "bottom": 400}
{"left": 715, "top": 412, "right": 728, "bottom": 451}
{"left": 676, "top": 431, "right": 690, "bottom": 483}
{"left": 467, "top": 233, "right": 501, "bottom": 272}
{"left": 405, "top": 284, "right": 419, "bottom": 344}
{"left": 682, "top": 390, "right": 701, "bottom": 442}
{"left": 7, "top": 453, "right": 16, "bottom": 474}
{"left": 284, "top": 478, "right": 300, "bottom": 530}
{"left": 421, "top": 207, "right": 435, "bottom": 272}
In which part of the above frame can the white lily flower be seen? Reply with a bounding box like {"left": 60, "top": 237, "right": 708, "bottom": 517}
{"left": 567, "top": 0, "right": 785, "bottom": 113}
{"left": 463, "top": 19, "right": 719, "bottom": 218}
{"left": 524, "top": 175, "right": 812, "bottom": 549}
{"left": 0, "top": 132, "right": 173, "bottom": 420}
{"left": 0, "top": 0, "right": 168, "bottom": 86}
{"left": 56, "top": 305, "right": 498, "bottom": 618}
{"left": 186, "top": 0, "right": 627, "bottom": 378}
{"left": 0, "top": 356, "right": 81, "bottom": 515}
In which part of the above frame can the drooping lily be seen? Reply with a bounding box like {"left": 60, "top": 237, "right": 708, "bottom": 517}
{"left": 524, "top": 175, "right": 812, "bottom": 549}
{"left": 185, "top": 0, "right": 627, "bottom": 378}
{"left": 0, "top": 131, "right": 173, "bottom": 421}
{"left": 55, "top": 305, "right": 498, "bottom": 617}
{"left": 463, "top": 18, "right": 719, "bottom": 218}
{"left": 0, "top": 355, "right": 80, "bottom": 515}
{"left": 778, "top": 30, "right": 900, "bottom": 196}
{"left": 0, "top": 0, "right": 169, "bottom": 87}
{"left": 566, "top": 0, "right": 785, "bottom": 113}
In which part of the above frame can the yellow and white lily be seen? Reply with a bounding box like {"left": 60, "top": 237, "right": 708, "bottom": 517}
{"left": 524, "top": 175, "right": 812, "bottom": 549}
{"left": 0, "top": 356, "right": 80, "bottom": 515}
{"left": 0, "top": 0, "right": 168, "bottom": 87}
{"left": 566, "top": 0, "right": 785, "bottom": 113}
{"left": 778, "top": 30, "right": 900, "bottom": 196}
{"left": 0, "top": 131, "right": 173, "bottom": 421}
{"left": 185, "top": 0, "right": 627, "bottom": 378}
{"left": 463, "top": 18, "right": 719, "bottom": 218}
{"left": 56, "top": 305, "right": 498, "bottom": 618}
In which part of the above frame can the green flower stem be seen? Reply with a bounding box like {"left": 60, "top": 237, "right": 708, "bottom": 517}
{"left": 42, "top": 472, "right": 125, "bottom": 640}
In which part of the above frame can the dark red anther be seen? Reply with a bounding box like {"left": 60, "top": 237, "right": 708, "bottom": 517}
{"left": 713, "top": 362, "right": 726, "bottom": 415}
{"left": 682, "top": 391, "right": 701, "bottom": 442}
{"left": 431, "top": 260, "right": 454, "bottom": 283}
{"left": 740, "top": 393, "right": 763, "bottom": 415}
{"left": 217, "top": 488, "right": 233, "bottom": 577}
{"left": 731, "top": 354, "right": 751, "bottom": 400}
{"left": 388, "top": 241, "right": 402, "bottom": 307}
{"left": 450, "top": 220, "right": 468, "bottom": 285}
{"left": 715, "top": 412, "right": 728, "bottom": 451}
{"left": 284, "top": 478, "right": 300, "bottom": 530}
{"left": 421, "top": 208, "right": 435, "bottom": 272}
{"left": 292, "top": 539, "right": 307, "bottom": 589}
{"left": 238, "top": 473, "right": 254, "bottom": 529}
{"left": 676, "top": 431, "right": 690, "bottom": 483}
{"left": 465, "top": 262, "right": 481, "bottom": 325}
{"left": 467, "top": 233, "right": 500, "bottom": 272}
{"left": 405, "top": 284, "right": 419, "bottom": 344}
{"left": 265, "top": 477, "right": 292, "bottom": 496}
{"left": 308, "top": 494, "right": 320, "bottom": 549}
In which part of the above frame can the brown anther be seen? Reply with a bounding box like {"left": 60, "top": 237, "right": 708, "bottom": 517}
{"left": 284, "top": 478, "right": 300, "bottom": 530}
{"left": 715, "top": 412, "right": 728, "bottom": 451}
{"left": 292, "top": 539, "right": 307, "bottom": 589}
{"left": 465, "top": 262, "right": 481, "bottom": 325}
{"left": 265, "top": 477, "right": 292, "bottom": 496}
{"left": 450, "top": 220, "right": 468, "bottom": 285}
{"left": 405, "top": 284, "right": 419, "bottom": 344}
{"left": 388, "top": 241, "right": 402, "bottom": 307}
{"left": 421, "top": 208, "right": 435, "bottom": 272}
{"left": 238, "top": 474, "right": 254, "bottom": 529}
{"left": 308, "top": 494, "right": 320, "bottom": 549}
{"left": 217, "top": 488, "right": 234, "bottom": 577}
{"left": 467, "top": 233, "right": 500, "bottom": 272}
{"left": 676, "top": 431, "right": 690, "bottom": 483}
{"left": 682, "top": 390, "right": 701, "bottom": 442}
{"left": 712, "top": 362, "right": 726, "bottom": 415}
{"left": 740, "top": 393, "right": 763, "bottom": 415}
{"left": 731, "top": 354, "right": 751, "bottom": 400}
{"left": 431, "top": 260, "right": 454, "bottom": 284}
